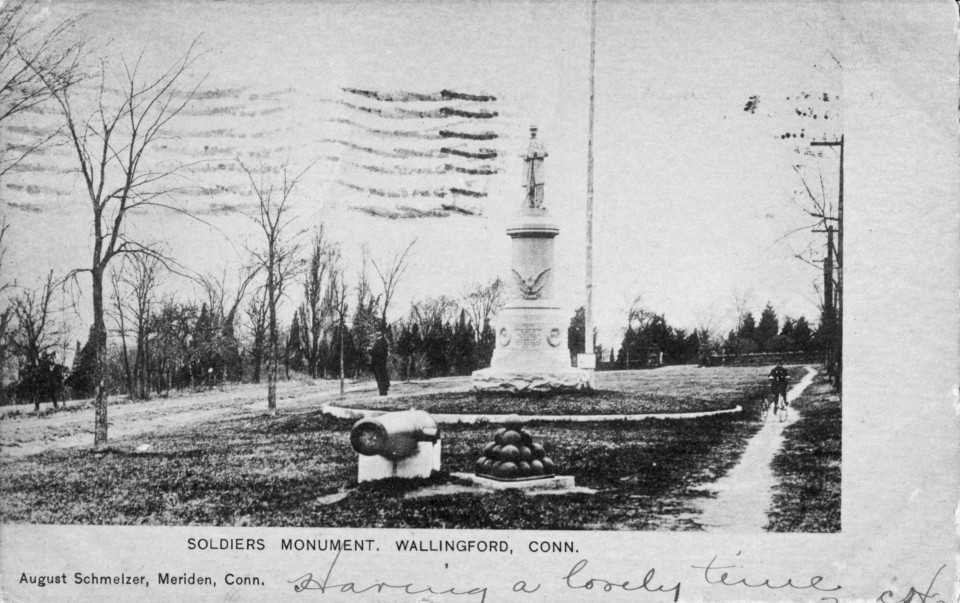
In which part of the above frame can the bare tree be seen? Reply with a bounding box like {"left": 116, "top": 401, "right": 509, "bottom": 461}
{"left": 409, "top": 295, "right": 458, "bottom": 330}
{"left": 298, "top": 227, "right": 337, "bottom": 379}
{"left": 0, "top": 218, "right": 14, "bottom": 401}
{"left": 31, "top": 41, "right": 204, "bottom": 445}
{"left": 730, "top": 287, "right": 754, "bottom": 355}
{"left": 199, "top": 266, "right": 260, "bottom": 327}
{"left": 0, "top": 0, "right": 85, "bottom": 176}
{"left": 125, "top": 255, "right": 162, "bottom": 399}
{"left": 10, "top": 270, "right": 66, "bottom": 409}
{"left": 462, "top": 277, "right": 505, "bottom": 344}
{"left": 108, "top": 264, "right": 134, "bottom": 397}
{"left": 370, "top": 239, "right": 416, "bottom": 330}
{"left": 109, "top": 255, "right": 161, "bottom": 399}
{"left": 198, "top": 264, "right": 259, "bottom": 382}
{"left": 351, "top": 250, "right": 379, "bottom": 379}
{"left": 241, "top": 160, "right": 310, "bottom": 414}
{"left": 244, "top": 288, "right": 268, "bottom": 384}
{"left": 626, "top": 294, "right": 655, "bottom": 332}
{"left": 328, "top": 262, "right": 349, "bottom": 396}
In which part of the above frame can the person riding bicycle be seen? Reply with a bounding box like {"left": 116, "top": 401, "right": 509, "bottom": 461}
{"left": 768, "top": 359, "right": 790, "bottom": 412}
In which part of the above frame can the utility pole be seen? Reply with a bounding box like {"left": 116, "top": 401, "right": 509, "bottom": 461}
{"left": 811, "top": 136, "right": 843, "bottom": 390}
{"left": 583, "top": 0, "right": 597, "bottom": 365}
{"left": 814, "top": 225, "right": 836, "bottom": 374}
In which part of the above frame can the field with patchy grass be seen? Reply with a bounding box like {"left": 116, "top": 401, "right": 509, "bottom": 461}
{"left": 0, "top": 364, "right": 826, "bottom": 530}
{"left": 333, "top": 365, "right": 804, "bottom": 415}
{"left": 0, "top": 411, "right": 765, "bottom": 529}
{"left": 766, "top": 373, "right": 842, "bottom": 532}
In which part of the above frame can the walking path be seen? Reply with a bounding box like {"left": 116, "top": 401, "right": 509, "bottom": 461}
{"left": 0, "top": 377, "right": 470, "bottom": 459}
{"left": 695, "top": 366, "right": 817, "bottom": 532}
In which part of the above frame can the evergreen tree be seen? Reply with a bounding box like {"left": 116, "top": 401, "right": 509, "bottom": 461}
{"left": 286, "top": 314, "right": 305, "bottom": 373}
{"left": 757, "top": 303, "right": 779, "bottom": 350}
{"left": 449, "top": 310, "right": 477, "bottom": 375}
{"left": 567, "top": 306, "right": 598, "bottom": 358}
{"left": 793, "top": 316, "right": 814, "bottom": 352}
{"left": 734, "top": 312, "right": 759, "bottom": 353}
{"left": 477, "top": 320, "right": 495, "bottom": 368}
{"left": 66, "top": 326, "right": 101, "bottom": 398}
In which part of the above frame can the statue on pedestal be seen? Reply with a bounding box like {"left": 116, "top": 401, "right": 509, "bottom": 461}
{"left": 522, "top": 126, "right": 547, "bottom": 209}
{"left": 471, "top": 125, "right": 589, "bottom": 394}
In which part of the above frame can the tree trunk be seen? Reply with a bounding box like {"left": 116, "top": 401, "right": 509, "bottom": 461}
{"left": 117, "top": 307, "right": 134, "bottom": 399}
{"left": 140, "top": 322, "right": 151, "bottom": 400}
{"left": 267, "top": 270, "right": 277, "bottom": 414}
{"left": 339, "top": 322, "right": 345, "bottom": 397}
{"left": 267, "top": 355, "right": 277, "bottom": 413}
{"left": 92, "top": 268, "right": 108, "bottom": 447}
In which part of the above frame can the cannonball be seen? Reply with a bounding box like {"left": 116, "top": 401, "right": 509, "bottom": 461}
{"left": 531, "top": 442, "right": 546, "bottom": 459}
{"left": 519, "top": 430, "right": 533, "bottom": 447}
{"left": 498, "top": 461, "right": 519, "bottom": 479}
{"left": 500, "top": 430, "right": 522, "bottom": 447}
{"left": 502, "top": 414, "right": 524, "bottom": 429}
{"left": 493, "top": 428, "right": 507, "bottom": 445}
{"left": 519, "top": 446, "right": 533, "bottom": 462}
{"left": 529, "top": 459, "right": 545, "bottom": 475}
{"left": 490, "top": 444, "right": 503, "bottom": 459}
{"left": 541, "top": 457, "right": 555, "bottom": 474}
{"left": 517, "top": 461, "right": 532, "bottom": 477}
{"left": 499, "top": 444, "right": 520, "bottom": 463}
{"left": 491, "top": 460, "right": 503, "bottom": 474}
{"left": 481, "top": 458, "right": 495, "bottom": 473}
{"left": 483, "top": 442, "right": 496, "bottom": 456}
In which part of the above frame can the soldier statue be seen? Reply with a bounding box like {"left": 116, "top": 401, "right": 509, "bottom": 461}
{"left": 522, "top": 126, "right": 547, "bottom": 208}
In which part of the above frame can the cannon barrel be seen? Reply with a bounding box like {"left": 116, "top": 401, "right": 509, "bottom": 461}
{"left": 350, "top": 410, "right": 440, "bottom": 460}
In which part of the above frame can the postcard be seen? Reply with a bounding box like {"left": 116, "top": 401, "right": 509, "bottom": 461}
{"left": 1, "top": 0, "right": 956, "bottom": 601}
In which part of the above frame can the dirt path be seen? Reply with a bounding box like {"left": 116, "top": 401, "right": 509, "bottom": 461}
{"left": 0, "top": 376, "right": 470, "bottom": 459}
{"left": 694, "top": 366, "right": 817, "bottom": 532}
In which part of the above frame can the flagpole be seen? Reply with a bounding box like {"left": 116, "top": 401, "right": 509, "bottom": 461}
{"left": 584, "top": 0, "right": 596, "bottom": 363}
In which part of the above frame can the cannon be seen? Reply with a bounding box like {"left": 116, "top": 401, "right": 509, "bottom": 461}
{"left": 350, "top": 410, "right": 441, "bottom": 482}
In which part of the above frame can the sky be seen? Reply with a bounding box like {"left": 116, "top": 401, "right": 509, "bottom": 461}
{"left": 2, "top": 0, "right": 845, "bottom": 349}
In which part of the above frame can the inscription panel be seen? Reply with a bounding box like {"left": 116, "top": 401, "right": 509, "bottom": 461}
{"left": 515, "top": 324, "right": 544, "bottom": 349}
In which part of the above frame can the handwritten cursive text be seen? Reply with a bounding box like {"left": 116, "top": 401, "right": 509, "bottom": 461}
{"left": 563, "top": 559, "right": 681, "bottom": 601}
{"left": 288, "top": 551, "right": 488, "bottom": 602}
{"left": 692, "top": 554, "right": 841, "bottom": 593}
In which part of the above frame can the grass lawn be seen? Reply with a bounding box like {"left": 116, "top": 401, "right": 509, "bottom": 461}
{"left": 765, "top": 373, "right": 841, "bottom": 532}
{"left": 333, "top": 365, "right": 804, "bottom": 416}
{"left": 0, "top": 365, "right": 811, "bottom": 529}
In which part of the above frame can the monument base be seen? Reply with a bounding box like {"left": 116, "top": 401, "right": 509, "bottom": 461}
{"left": 357, "top": 440, "right": 441, "bottom": 483}
{"left": 471, "top": 367, "right": 590, "bottom": 394}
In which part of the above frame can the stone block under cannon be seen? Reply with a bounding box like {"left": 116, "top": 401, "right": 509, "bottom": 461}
{"left": 350, "top": 410, "right": 441, "bottom": 482}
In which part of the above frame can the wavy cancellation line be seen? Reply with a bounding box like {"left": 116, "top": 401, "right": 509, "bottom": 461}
{"left": 335, "top": 179, "right": 487, "bottom": 199}
{"left": 326, "top": 118, "right": 500, "bottom": 143}
{"left": 318, "top": 138, "right": 500, "bottom": 161}
{"left": 340, "top": 101, "right": 498, "bottom": 120}
{"left": 342, "top": 160, "right": 498, "bottom": 176}
{"left": 342, "top": 88, "right": 496, "bottom": 102}
{"left": 440, "top": 147, "right": 497, "bottom": 159}
{"left": 350, "top": 204, "right": 481, "bottom": 220}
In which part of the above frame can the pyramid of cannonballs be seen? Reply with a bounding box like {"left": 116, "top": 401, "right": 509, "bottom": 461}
{"left": 475, "top": 422, "right": 555, "bottom": 480}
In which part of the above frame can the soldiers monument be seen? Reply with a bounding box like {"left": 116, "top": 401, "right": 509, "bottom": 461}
{"left": 471, "top": 127, "right": 590, "bottom": 393}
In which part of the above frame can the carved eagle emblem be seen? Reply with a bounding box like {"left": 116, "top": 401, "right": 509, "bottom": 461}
{"left": 512, "top": 268, "right": 551, "bottom": 300}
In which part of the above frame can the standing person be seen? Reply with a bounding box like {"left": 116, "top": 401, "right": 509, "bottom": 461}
{"left": 768, "top": 359, "right": 790, "bottom": 412}
{"left": 370, "top": 331, "right": 390, "bottom": 396}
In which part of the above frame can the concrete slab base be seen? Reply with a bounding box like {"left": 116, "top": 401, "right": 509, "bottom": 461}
{"left": 451, "top": 471, "right": 576, "bottom": 491}
{"left": 357, "top": 440, "right": 441, "bottom": 483}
